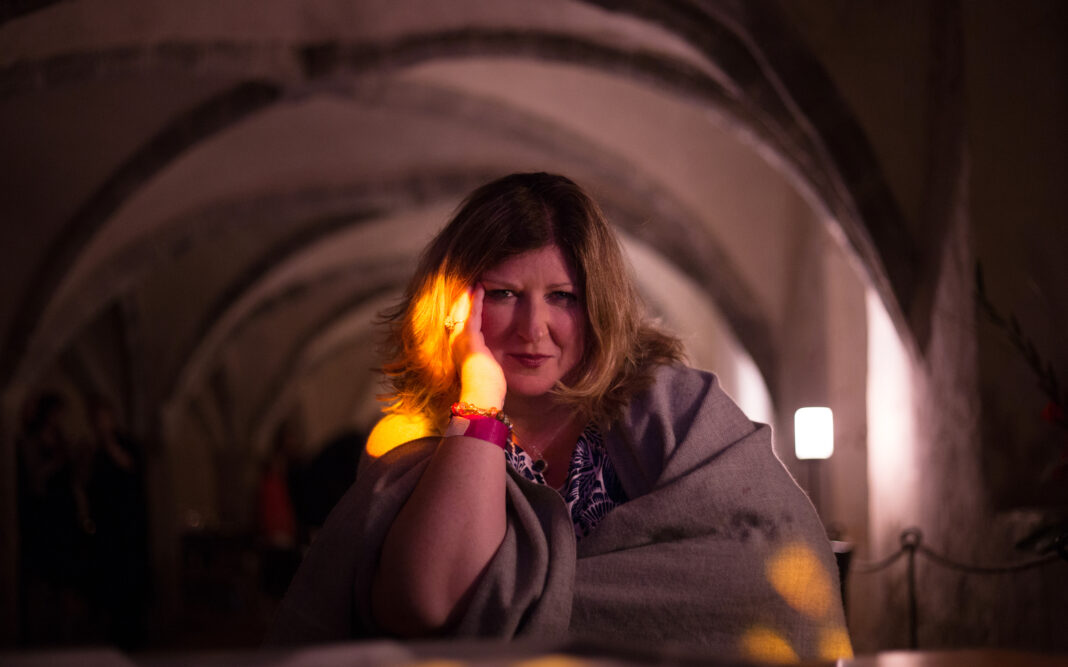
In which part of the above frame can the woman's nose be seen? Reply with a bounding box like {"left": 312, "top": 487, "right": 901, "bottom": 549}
{"left": 517, "top": 297, "right": 547, "bottom": 342}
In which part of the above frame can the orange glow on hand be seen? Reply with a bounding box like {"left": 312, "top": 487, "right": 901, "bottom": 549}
{"left": 448, "top": 290, "right": 472, "bottom": 335}
{"left": 366, "top": 412, "right": 436, "bottom": 458}
{"left": 405, "top": 272, "right": 470, "bottom": 392}
{"left": 766, "top": 542, "right": 834, "bottom": 619}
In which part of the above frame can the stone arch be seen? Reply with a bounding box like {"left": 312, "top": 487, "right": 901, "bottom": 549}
{"left": 2, "top": 7, "right": 915, "bottom": 400}
{"left": 0, "top": 3, "right": 921, "bottom": 646}
{"left": 249, "top": 290, "right": 400, "bottom": 454}
{"left": 0, "top": 81, "right": 282, "bottom": 389}
{"left": 18, "top": 73, "right": 785, "bottom": 407}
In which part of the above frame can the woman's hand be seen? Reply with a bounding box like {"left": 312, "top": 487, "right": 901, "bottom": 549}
{"left": 449, "top": 284, "right": 506, "bottom": 409}
{"left": 372, "top": 284, "right": 509, "bottom": 636}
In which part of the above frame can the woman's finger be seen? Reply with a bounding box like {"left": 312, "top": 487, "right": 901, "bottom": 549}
{"left": 457, "top": 283, "right": 505, "bottom": 407}
{"left": 468, "top": 283, "right": 485, "bottom": 334}
{"left": 446, "top": 290, "right": 472, "bottom": 338}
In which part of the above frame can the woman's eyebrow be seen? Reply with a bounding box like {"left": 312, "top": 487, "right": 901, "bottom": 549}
{"left": 480, "top": 278, "right": 574, "bottom": 289}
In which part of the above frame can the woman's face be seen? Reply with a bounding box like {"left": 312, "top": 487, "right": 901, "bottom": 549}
{"left": 478, "top": 245, "right": 587, "bottom": 402}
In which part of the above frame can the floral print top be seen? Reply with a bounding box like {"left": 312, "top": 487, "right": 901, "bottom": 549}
{"left": 505, "top": 423, "right": 628, "bottom": 539}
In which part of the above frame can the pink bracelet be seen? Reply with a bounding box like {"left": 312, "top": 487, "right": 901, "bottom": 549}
{"left": 444, "top": 415, "right": 509, "bottom": 449}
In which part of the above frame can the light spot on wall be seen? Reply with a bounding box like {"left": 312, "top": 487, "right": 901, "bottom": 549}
{"left": 865, "top": 288, "right": 918, "bottom": 553}
{"left": 733, "top": 350, "right": 774, "bottom": 426}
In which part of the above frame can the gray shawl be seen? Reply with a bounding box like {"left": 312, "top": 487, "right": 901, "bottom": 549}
{"left": 268, "top": 365, "right": 849, "bottom": 660}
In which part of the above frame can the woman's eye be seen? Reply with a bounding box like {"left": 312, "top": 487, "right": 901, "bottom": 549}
{"left": 485, "top": 289, "right": 516, "bottom": 300}
{"left": 549, "top": 291, "right": 578, "bottom": 305}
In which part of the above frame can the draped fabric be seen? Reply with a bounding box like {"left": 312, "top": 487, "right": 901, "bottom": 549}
{"left": 508, "top": 423, "right": 629, "bottom": 539}
{"left": 268, "top": 365, "right": 851, "bottom": 661}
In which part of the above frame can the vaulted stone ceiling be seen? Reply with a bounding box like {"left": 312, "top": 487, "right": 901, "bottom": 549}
{"left": 9, "top": 2, "right": 1068, "bottom": 653}
{"left": 0, "top": 0, "right": 905, "bottom": 503}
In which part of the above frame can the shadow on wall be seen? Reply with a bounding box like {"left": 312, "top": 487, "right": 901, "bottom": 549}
{"left": 15, "top": 387, "right": 365, "bottom": 650}
{"left": 16, "top": 392, "right": 149, "bottom": 649}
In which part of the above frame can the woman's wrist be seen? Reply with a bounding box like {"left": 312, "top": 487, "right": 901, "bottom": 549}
{"left": 457, "top": 393, "right": 504, "bottom": 410}
{"left": 446, "top": 401, "right": 513, "bottom": 449}
{"left": 458, "top": 352, "right": 506, "bottom": 409}
{"left": 444, "top": 414, "right": 509, "bottom": 449}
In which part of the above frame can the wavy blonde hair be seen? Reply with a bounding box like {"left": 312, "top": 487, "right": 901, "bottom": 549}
{"left": 379, "top": 173, "right": 683, "bottom": 431}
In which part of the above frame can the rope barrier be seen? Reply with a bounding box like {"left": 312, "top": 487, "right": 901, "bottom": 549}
{"left": 850, "top": 545, "right": 906, "bottom": 574}
{"left": 850, "top": 526, "right": 1066, "bottom": 575}
{"left": 917, "top": 544, "right": 1062, "bottom": 573}
{"left": 845, "top": 526, "right": 1065, "bottom": 650}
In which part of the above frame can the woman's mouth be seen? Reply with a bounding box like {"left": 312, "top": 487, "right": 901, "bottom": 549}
{"left": 510, "top": 354, "right": 551, "bottom": 369}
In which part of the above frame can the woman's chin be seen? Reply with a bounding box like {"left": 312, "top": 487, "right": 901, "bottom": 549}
{"left": 504, "top": 379, "right": 557, "bottom": 403}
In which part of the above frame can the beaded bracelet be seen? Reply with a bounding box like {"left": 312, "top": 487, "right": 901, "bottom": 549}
{"left": 446, "top": 402, "right": 513, "bottom": 450}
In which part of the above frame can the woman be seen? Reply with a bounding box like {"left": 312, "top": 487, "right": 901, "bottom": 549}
{"left": 270, "top": 173, "right": 851, "bottom": 662}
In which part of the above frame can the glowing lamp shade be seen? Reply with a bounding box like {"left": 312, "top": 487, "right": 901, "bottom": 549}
{"left": 795, "top": 407, "right": 834, "bottom": 460}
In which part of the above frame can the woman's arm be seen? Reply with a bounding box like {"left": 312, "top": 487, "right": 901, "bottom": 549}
{"left": 370, "top": 433, "right": 506, "bottom": 635}
{"left": 370, "top": 285, "right": 508, "bottom": 636}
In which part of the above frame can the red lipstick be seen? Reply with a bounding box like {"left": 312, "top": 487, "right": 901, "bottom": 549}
{"left": 511, "top": 354, "right": 550, "bottom": 368}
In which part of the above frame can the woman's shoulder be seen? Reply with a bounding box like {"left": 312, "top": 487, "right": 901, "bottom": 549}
{"left": 647, "top": 361, "right": 716, "bottom": 387}
{"left": 603, "top": 362, "right": 763, "bottom": 499}
{"left": 619, "top": 362, "right": 756, "bottom": 448}
{"left": 638, "top": 363, "right": 735, "bottom": 416}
